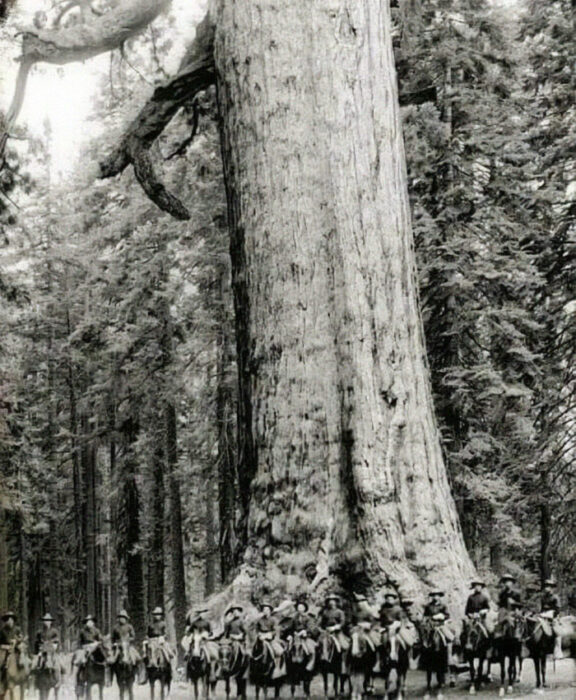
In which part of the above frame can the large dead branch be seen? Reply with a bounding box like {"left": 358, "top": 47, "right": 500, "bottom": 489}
{"left": 99, "top": 13, "right": 216, "bottom": 220}
{"left": 0, "top": 0, "right": 171, "bottom": 164}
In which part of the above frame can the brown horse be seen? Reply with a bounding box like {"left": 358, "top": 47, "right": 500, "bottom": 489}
{"left": 524, "top": 614, "right": 554, "bottom": 689}
{"left": 34, "top": 641, "right": 63, "bottom": 700}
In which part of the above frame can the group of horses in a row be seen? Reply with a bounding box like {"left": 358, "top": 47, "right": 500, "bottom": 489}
{"left": 1, "top": 612, "right": 575, "bottom": 700}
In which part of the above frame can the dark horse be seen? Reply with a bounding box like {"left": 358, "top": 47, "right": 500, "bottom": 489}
{"left": 524, "top": 615, "right": 554, "bottom": 689}
{"left": 217, "top": 639, "right": 248, "bottom": 699}
{"left": 349, "top": 627, "right": 378, "bottom": 699}
{"left": 185, "top": 632, "right": 214, "bottom": 700}
{"left": 285, "top": 633, "right": 316, "bottom": 698}
{"left": 75, "top": 642, "right": 108, "bottom": 700}
{"left": 421, "top": 622, "right": 449, "bottom": 700}
{"left": 249, "top": 637, "right": 283, "bottom": 700}
{"left": 317, "top": 630, "right": 350, "bottom": 697}
{"left": 493, "top": 610, "right": 524, "bottom": 696}
{"left": 110, "top": 642, "right": 139, "bottom": 700}
{"left": 463, "top": 615, "right": 493, "bottom": 694}
{"left": 144, "top": 639, "right": 172, "bottom": 700}
{"left": 380, "top": 626, "right": 411, "bottom": 699}
{"left": 34, "top": 641, "right": 63, "bottom": 700}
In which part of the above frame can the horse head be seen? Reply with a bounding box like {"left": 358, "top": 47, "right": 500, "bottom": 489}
{"left": 190, "top": 632, "right": 205, "bottom": 660}
{"left": 218, "top": 639, "right": 235, "bottom": 674}
{"left": 288, "top": 634, "right": 307, "bottom": 665}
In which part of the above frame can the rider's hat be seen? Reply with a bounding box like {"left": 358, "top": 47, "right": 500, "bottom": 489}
{"left": 325, "top": 593, "right": 340, "bottom": 603}
{"left": 225, "top": 604, "right": 243, "bottom": 615}
{"left": 401, "top": 598, "right": 414, "bottom": 607}
{"left": 152, "top": 607, "right": 164, "bottom": 616}
{"left": 259, "top": 602, "right": 274, "bottom": 611}
{"left": 429, "top": 590, "right": 444, "bottom": 597}
{"left": 470, "top": 579, "right": 485, "bottom": 587}
{"left": 84, "top": 614, "right": 95, "bottom": 623}
{"left": 543, "top": 578, "right": 556, "bottom": 587}
{"left": 41, "top": 613, "right": 55, "bottom": 622}
{"left": 500, "top": 574, "right": 516, "bottom": 583}
{"left": 1, "top": 611, "right": 16, "bottom": 620}
{"left": 384, "top": 590, "right": 399, "bottom": 599}
{"left": 295, "top": 600, "right": 309, "bottom": 611}
{"left": 117, "top": 610, "right": 129, "bottom": 620}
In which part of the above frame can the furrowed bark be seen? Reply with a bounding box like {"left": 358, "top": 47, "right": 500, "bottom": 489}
{"left": 214, "top": 0, "right": 474, "bottom": 612}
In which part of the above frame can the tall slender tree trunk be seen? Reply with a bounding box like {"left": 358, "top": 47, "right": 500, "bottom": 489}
{"left": 149, "top": 430, "right": 165, "bottom": 610}
{"left": 0, "top": 509, "right": 8, "bottom": 611}
{"left": 214, "top": 0, "right": 473, "bottom": 604}
{"left": 121, "top": 416, "right": 146, "bottom": 637}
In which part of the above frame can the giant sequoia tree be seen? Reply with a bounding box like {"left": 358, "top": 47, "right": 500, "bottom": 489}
{"left": 1, "top": 0, "right": 474, "bottom": 607}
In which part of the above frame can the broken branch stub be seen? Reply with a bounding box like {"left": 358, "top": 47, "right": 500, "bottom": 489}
{"left": 99, "top": 14, "right": 216, "bottom": 220}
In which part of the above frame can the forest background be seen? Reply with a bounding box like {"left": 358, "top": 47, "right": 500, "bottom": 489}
{"left": 0, "top": 0, "right": 575, "bottom": 646}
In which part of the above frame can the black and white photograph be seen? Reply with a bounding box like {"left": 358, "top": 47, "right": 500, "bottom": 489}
{"left": 0, "top": 0, "right": 575, "bottom": 698}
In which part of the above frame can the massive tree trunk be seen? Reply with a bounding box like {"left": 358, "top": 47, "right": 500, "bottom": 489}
{"left": 214, "top": 0, "right": 473, "bottom": 606}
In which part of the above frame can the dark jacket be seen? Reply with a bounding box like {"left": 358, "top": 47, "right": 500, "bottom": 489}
{"left": 0, "top": 626, "right": 22, "bottom": 646}
{"left": 79, "top": 625, "right": 102, "bottom": 646}
{"left": 224, "top": 618, "right": 246, "bottom": 638}
{"left": 34, "top": 626, "right": 60, "bottom": 654}
{"left": 541, "top": 591, "right": 560, "bottom": 616}
{"left": 379, "top": 604, "right": 403, "bottom": 626}
{"left": 320, "top": 608, "right": 346, "bottom": 629}
{"left": 147, "top": 620, "right": 167, "bottom": 638}
{"left": 465, "top": 592, "right": 490, "bottom": 616}
{"left": 112, "top": 622, "right": 136, "bottom": 644}
{"left": 255, "top": 617, "right": 277, "bottom": 634}
{"left": 423, "top": 601, "right": 450, "bottom": 619}
{"left": 498, "top": 588, "right": 521, "bottom": 610}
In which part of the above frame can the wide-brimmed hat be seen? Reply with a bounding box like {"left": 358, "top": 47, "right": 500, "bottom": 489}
{"left": 325, "top": 593, "right": 340, "bottom": 603}
{"left": 429, "top": 590, "right": 444, "bottom": 597}
{"left": 259, "top": 602, "right": 274, "bottom": 611}
{"left": 152, "top": 607, "right": 163, "bottom": 616}
{"left": 117, "top": 610, "right": 129, "bottom": 620}
{"left": 225, "top": 604, "right": 243, "bottom": 615}
{"left": 401, "top": 598, "right": 414, "bottom": 607}
{"left": 2, "top": 611, "right": 16, "bottom": 620}
{"left": 500, "top": 574, "right": 516, "bottom": 583}
{"left": 295, "top": 600, "right": 309, "bottom": 611}
{"left": 84, "top": 614, "right": 95, "bottom": 623}
{"left": 384, "top": 590, "right": 399, "bottom": 599}
{"left": 543, "top": 579, "right": 556, "bottom": 587}
{"left": 41, "top": 613, "right": 55, "bottom": 622}
{"left": 470, "top": 580, "right": 485, "bottom": 587}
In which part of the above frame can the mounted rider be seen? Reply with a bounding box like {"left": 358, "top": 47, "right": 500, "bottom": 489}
{"left": 223, "top": 604, "right": 247, "bottom": 651}
{"left": 283, "top": 600, "right": 317, "bottom": 671}
{"left": 32, "top": 613, "right": 60, "bottom": 673}
{"left": 0, "top": 612, "right": 23, "bottom": 678}
{"left": 73, "top": 614, "right": 103, "bottom": 667}
{"left": 540, "top": 579, "right": 563, "bottom": 659}
{"left": 111, "top": 610, "right": 141, "bottom": 663}
{"left": 461, "top": 580, "right": 493, "bottom": 650}
{"left": 144, "top": 607, "right": 175, "bottom": 667}
{"left": 352, "top": 593, "right": 381, "bottom": 651}
{"left": 497, "top": 575, "right": 522, "bottom": 612}
{"left": 319, "top": 594, "right": 350, "bottom": 653}
{"left": 253, "top": 602, "right": 285, "bottom": 679}
{"left": 182, "top": 607, "right": 219, "bottom": 678}
{"left": 422, "top": 590, "right": 455, "bottom": 655}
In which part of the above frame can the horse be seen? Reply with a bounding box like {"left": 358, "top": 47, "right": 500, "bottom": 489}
{"left": 75, "top": 641, "right": 108, "bottom": 700}
{"left": 285, "top": 632, "right": 316, "bottom": 698}
{"left": 421, "top": 622, "right": 450, "bottom": 700}
{"left": 317, "top": 629, "right": 350, "bottom": 697}
{"left": 462, "top": 614, "right": 493, "bottom": 694}
{"left": 217, "top": 638, "right": 248, "bottom": 699}
{"left": 249, "top": 636, "right": 283, "bottom": 699}
{"left": 524, "top": 614, "right": 554, "bottom": 689}
{"left": 349, "top": 626, "right": 378, "bottom": 699}
{"left": 34, "top": 641, "right": 63, "bottom": 700}
{"left": 2, "top": 639, "right": 30, "bottom": 700}
{"left": 185, "top": 632, "right": 214, "bottom": 700}
{"left": 143, "top": 639, "right": 172, "bottom": 700}
{"left": 380, "top": 625, "right": 412, "bottom": 699}
{"left": 493, "top": 610, "right": 525, "bottom": 696}
{"left": 110, "top": 642, "right": 139, "bottom": 700}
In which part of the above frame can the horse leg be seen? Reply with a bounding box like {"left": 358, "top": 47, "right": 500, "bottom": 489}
{"left": 507, "top": 654, "right": 515, "bottom": 694}
{"left": 541, "top": 654, "right": 548, "bottom": 688}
